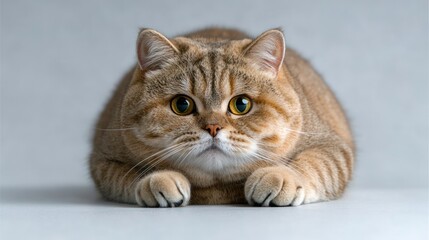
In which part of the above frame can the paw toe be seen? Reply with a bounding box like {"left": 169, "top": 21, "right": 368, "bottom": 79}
{"left": 136, "top": 171, "right": 190, "bottom": 208}
{"left": 247, "top": 172, "right": 283, "bottom": 207}
{"left": 173, "top": 199, "right": 184, "bottom": 207}
{"left": 271, "top": 185, "right": 304, "bottom": 207}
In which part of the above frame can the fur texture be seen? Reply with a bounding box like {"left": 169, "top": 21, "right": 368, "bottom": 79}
{"left": 90, "top": 27, "right": 354, "bottom": 207}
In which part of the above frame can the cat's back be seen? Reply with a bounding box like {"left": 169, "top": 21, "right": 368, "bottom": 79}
{"left": 284, "top": 48, "right": 353, "bottom": 147}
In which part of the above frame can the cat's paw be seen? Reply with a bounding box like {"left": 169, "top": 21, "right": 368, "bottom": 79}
{"left": 135, "top": 170, "right": 191, "bottom": 207}
{"left": 245, "top": 166, "right": 306, "bottom": 207}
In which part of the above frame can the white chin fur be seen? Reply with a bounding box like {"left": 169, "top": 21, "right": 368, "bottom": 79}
{"left": 193, "top": 150, "right": 236, "bottom": 171}
{"left": 171, "top": 131, "right": 258, "bottom": 173}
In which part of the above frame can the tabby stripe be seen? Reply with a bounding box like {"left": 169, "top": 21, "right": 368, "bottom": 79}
{"left": 208, "top": 51, "right": 217, "bottom": 99}
{"left": 254, "top": 99, "right": 289, "bottom": 121}
{"left": 116, "top": 165, "right": 129, "bottom": 200}
{"left": 309, "top": 150, "right": 335, "bottom": 198}
{"left": 245, "top": 122, "right": 263, "bottom": 134}
{"left": 303, "top": 158, "right": 328, "bottom": 196}
{"left": 292, "top": 160, "right": 318, "bottom": 186}
{"left": 139, "top": 100, "right": 166, "bottom": 118}
{"left": 341, "top": 147, "right": 353, "bottom": 179}
{"left": 197, "top": 64, "right": 208, "bottom": 96}
{"left": 121, "top": 165, "right": 138, "bottom": 201}
{"left": 228, "top": 71, "right": 235, "bottom": 95}
{"left": 323, "top": 149, "right": 348, "bottom": 196}
{"left": 188, "top": 61, "right": 199, "bottom": 96}
{"left": 91, "top": 158, "right": 143, "bottom": 203}
{"left": 320, "top": 146, "right": 350, "bottom": 193}
{"left": 218, "top": 65, "right": 228, "bottom": 95}
{"left": 331, "top": 149, "right": 348, "bottom": 193}
{"left": 107, "top": 163, "right": 116, "bottom": 193}
{"left": 190, "top": 68, "right": 196, "bottom": 95}
{"left": 261, "top": 134, "right": 280, "bottom": 146}
{"left": 321, "top": 154, "right": 339, "bottom": 198}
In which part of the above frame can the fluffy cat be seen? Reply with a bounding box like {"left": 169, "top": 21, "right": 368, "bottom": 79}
{"left": 90, "top": 27, "right": 354, "bottom": 207}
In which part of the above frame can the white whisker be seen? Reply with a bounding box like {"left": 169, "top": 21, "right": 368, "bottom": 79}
{"left": 96, "top": 127, "right": 137, "bottom": 131}
{"left": 120, "top": 143, "right": 187, "bottom": 185}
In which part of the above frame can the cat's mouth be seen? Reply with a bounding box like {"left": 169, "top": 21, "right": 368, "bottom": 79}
{"left": 198, "top": 141, "right": 226, "bottom": 156}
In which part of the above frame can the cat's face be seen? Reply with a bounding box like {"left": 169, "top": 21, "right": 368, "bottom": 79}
{"left": 122, "top": 29, "right": 302, "bottom": 173}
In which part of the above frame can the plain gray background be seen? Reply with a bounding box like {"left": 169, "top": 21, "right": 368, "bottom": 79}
{"left": 1, "top": 1, "right": 428, "bottom": 240}
{"left": 1, "top": 0, "right": 428, "bottom": 189}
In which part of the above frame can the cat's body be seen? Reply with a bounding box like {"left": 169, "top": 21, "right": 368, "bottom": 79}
{"left": 90, "top": 28, "right": 354, "bottom": 207}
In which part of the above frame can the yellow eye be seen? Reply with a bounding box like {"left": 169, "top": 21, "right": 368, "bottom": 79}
{"left": 229, "top": 95, "right": 252, "bottom": 115}
{"left": 171, "top": 95, "right": 195, "bottom": 115}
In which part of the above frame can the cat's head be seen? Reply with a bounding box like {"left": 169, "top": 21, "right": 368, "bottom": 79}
{"left": 121, "top": 28, "right": 302, "bottom": 173}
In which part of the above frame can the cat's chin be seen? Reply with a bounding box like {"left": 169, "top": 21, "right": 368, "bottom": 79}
{"left": 198, "top": 144, "right": 226, "bottom": 156}
{"left": 180, "top": 148, "right": 247, "bottom": 173}
{"left": 164, "top": 131, "right": 258, "bottom": 174}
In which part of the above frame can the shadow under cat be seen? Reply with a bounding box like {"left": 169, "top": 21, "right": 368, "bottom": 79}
{"left": 0, "top": 185, "right": 131, "bottom": 207}
{"left": 0, "top": 185, "right": 273, "bottom": 208}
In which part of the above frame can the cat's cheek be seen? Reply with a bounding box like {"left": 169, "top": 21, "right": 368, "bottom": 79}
{"left": 217, "top": 130, "right": 258, "bottom": 158}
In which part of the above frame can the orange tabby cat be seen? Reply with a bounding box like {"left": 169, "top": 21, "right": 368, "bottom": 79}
{"left": 90, "top": 27, "right": 354, "bottom": 207}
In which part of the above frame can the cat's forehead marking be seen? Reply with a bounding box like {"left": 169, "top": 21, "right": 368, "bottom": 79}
{"left": 181, "top": 40, "right": 249, "bottom": 111}
{"left": 196, "top": 49, "right": 228, "bottom": 111}
{"left": 205, "top": 49, "right": 227, "bottom": 109}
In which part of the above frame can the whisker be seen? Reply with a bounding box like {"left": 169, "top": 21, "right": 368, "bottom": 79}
{"left": 175, "top": 145, "right": 196, "bottom": 169}
{"left": 285, "top": 160, "right": 320, "bottom": 181}
{"left": 96, "top": 127, "right": 137, "bottom": 131}
{"left": 283, "top": 127, "right": 325, "bottom": 136}
{"left": 251, "top": 146, "right": 321, "bottom": 181}
{"left": 128, "top": 143, "right": 190, "bottom": 188}
{"left": 120, "top": 143, "right": 187, "bottom": 184}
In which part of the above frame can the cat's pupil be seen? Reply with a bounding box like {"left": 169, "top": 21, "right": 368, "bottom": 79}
{"left": 235, "top": 97, "right": 248, "bottom": 112}
{"left": 176, "top": 97, "right": 190, "bottom": 112}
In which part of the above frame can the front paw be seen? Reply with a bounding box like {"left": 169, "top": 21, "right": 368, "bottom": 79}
{"left": 245, "top": 166, "right": 305, "bottom": 207}
{"left": 135, "top": 170, "right": 191, "bottom": 207}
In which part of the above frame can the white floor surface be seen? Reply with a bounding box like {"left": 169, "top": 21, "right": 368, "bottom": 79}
{"left": 0, "top": 186, "right": 427, "bottom": 240}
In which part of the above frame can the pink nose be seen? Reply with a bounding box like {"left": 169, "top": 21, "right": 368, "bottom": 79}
{"left": 205, "top": 124, "right": 222, "bottom": 137}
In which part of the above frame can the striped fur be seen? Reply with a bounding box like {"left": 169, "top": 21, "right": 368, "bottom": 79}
{"left": 90, "top": 27, "right": 355, "bottom": 207}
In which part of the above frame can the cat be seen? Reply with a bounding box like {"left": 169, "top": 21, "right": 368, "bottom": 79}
{"left": 89, "top": 27, "right": 354, "bottom": 207}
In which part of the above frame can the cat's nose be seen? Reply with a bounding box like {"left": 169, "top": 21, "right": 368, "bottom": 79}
{"left": 205, "top": 124, "right": 222, "bottom": 137}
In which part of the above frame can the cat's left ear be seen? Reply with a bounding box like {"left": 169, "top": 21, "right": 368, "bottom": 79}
{"left": 136, "top": 28, "right": 179, "bottom": 73}
{"left": 243, "top": 29, "right": 286, "bottom": 78}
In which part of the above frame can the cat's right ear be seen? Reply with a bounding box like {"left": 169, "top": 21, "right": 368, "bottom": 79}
{"left": 136, "top": 29, "right": 179, "bottom": 73}
{"left": 243, "top": 29, "right": 286, "bottom": 79}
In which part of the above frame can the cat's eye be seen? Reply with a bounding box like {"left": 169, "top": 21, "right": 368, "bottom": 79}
{"left": 229, "top": 95, "right": 252, "bottom": 115}
{"left": 171, "top": 95, "right": 195, "bottom": 115}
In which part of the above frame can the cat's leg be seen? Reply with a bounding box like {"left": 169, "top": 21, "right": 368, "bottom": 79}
{"left": 244, "top": 144, "right": 353, "bottom": 206}
{"left": 90, "top": 156, "right": 191, "bottom": 207}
